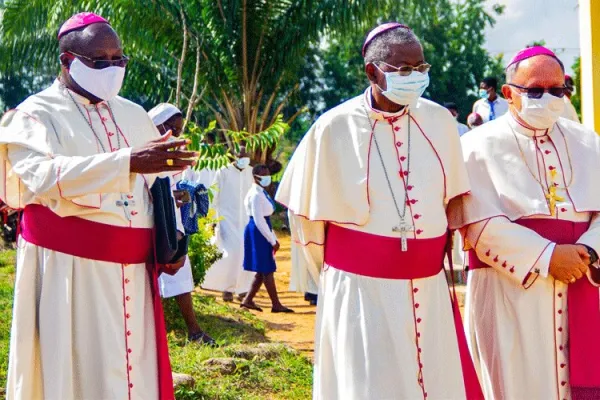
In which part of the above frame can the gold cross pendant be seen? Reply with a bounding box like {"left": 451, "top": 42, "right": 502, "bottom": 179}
{"left": 546, "top": 186, "right": 565, "bottom": 216}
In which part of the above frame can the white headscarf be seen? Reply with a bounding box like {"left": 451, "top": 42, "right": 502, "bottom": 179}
{"left": 148, "top": 103, "right": 182, "bottom": 126}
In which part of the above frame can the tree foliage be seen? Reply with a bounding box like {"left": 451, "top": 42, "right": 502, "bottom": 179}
{"left": 285, "top": 0, "right": 505, "bottom": 131}
{"left": 570, "top": 56, "right": 582, "bottom": 119}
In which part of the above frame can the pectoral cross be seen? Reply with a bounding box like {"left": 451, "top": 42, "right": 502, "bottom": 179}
{"left": 545, "top": 186, "right": 564, "bottom": 217}
{"left": 392, "top": 222, "right": 414, "bottom": 252}
{"left": 116, "top": 194, "right": 136, "bottom": 221}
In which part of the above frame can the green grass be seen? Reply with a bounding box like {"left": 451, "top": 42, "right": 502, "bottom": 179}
{"left": 0, "top": 249, "right": 312, "bottom": 399}
{"left": 0, "top": 249, "right": 16, "bottom": 389}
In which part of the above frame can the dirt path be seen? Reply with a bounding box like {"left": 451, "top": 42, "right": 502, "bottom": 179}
{"left": 199, "top": 233, "right": 467, "bottom": 359}
{"left": 200, "top": 234, "right": 317, "bottom": 356}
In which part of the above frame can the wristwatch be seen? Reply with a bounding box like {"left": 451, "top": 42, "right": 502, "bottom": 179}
{"left": 582, "top": 244, "right": 599, "bottom": 266}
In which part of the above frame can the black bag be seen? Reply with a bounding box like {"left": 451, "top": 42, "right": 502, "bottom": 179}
{"left": 151, "top": 177, "right": 188, "bottom": 264}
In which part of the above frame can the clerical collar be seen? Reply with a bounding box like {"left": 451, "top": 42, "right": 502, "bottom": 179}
{"left": 507, "top": 112, "right": 549, "bottom": 138}
{"left": 363, "top": 88, "right": 409, "bottom": 121}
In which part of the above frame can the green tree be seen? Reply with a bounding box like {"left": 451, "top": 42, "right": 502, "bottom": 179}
{"left": 288, "top": 0, "right": 505, "bottom": 129}
{"left": 0, "top": 0, "right": 417, "bottom": 161}
{"left": 570, "top": 56, "right": 582, "bottom": 119}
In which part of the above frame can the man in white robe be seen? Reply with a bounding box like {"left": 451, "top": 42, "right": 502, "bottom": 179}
{"left": 449, "top": 46, "right": 600, "bottom": 400}
{"left": 1, "top": 14, "right": 197, "bottom": 400}
{"left": 277, "top": 22, "right": 482, "bottom": 400}
{"left": 202, "top": 149, "right": 254, "bottom": 301}
{"left": 149, "top": 103, "right": 216, "bottom": 346}
{"left": 288, "top": 210, "right": 320, "bottom": 304}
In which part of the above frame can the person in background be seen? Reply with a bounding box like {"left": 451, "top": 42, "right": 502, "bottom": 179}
{"left": 472, "top": 76, "right": 509, "bottom": 123}
{"left": 148, "top": 103, "right": 216, "bottom": 346}
{"left": 288, "top": 210, "right": 320, "bottom": 305}
{"left": 202, "top": 147, "right": 255, "bottom": 302}
{"left": 562, "top": 74, "right": 580, "bottom": 122}
{"left": 467, "top": 112, "right": 484, "bottom": 129}
{"left": 240, "top": 164, "right": 293, "bottom": 313}
{"left": 444, "top": 102, "right": 469, "bottom": 136}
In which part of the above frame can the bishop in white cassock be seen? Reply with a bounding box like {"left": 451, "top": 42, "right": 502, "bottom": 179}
{"left": 449, "top": 46, "right": 600, "bottom": 400}
{"left": 202, "top": 152, "right": 255, "bottom": 299}
{"left": 1, "top": 14, "right": 197, "bottom": 400}
{"left": 277, "top": 23, "right": 482, "bottom": 400}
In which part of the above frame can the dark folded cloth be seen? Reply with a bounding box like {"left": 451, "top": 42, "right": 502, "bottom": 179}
{"left": 151, "top": 177, "right": 188, "bottom": 264}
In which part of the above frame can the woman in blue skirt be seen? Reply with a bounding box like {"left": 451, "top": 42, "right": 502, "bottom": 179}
{"left": 240, "top": 165, "right": 293, "bottom": 313}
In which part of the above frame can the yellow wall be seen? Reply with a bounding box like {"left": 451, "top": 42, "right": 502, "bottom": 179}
{"left": 579, "top": 0, "right": 600, "bottom": 132}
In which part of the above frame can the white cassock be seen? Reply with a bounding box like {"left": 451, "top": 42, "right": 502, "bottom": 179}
{"left": 277, "top": 88, "right": 483, "bottom": 400}
{"left": 158, "top": 169, "right": 195, "bottom": 299}
{"left": 562, "top": 96, "right": 580, "bottom": 122}
{"left": 449, "top": 114, "right": 600, "bottom": 400}
{"left": 202, "top": 165, "right": 254, "bottom": 294}
{"left": 288, "top": 210, "right": 319, "bottom": 295}
{"left": 0, "top": 80, "right": 177, "bottom": 400}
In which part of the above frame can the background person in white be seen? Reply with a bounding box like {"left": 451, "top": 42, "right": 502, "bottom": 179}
{"left": 149, "top": 103, "right": 216, "bottom": 346}
{"left": 240, "top": 164, "right": 293, "bottom": 313}
{"left": 1, "top": 14, "right": 197, "bottom": 400}
{"left": 277, "top": 22, "right": 482, "bottom": 400}
{"left": 472, "top": 76, "right": 508, "bottom": 123}
{"left": 202, "top": 147, "right": 255, "bottom": 302}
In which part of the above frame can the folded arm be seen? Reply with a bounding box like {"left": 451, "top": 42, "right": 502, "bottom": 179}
{"left": 463, "top": 216, "right": 554, "bottom": 288}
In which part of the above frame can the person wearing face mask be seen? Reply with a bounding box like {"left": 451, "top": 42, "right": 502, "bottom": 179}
{"left": 0, "top": 13, "right": 200, "bottom": 400}
{"left": 448, "top": 46, "right": 600, "bottom": 400}
{"left": 472, "top": 76, "right": 509, "bottom": 123}
{"left": 148, "top": 103, "right": 217, "bottom": 347}
{"left": 276, "top": 22, "right": 481, "bottom": 399}
{"left": 239, "top": 165, "right": 293, "bottom": 313}
{"left": 201, "top": 147, "right": 255, "bottom": 302}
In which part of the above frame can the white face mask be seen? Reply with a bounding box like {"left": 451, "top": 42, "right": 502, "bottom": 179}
{"left": 256, "top": 175, "right": 272, "bottom": 187}
{"left": 516, "top": 93, "right": 565, "bottom": 130}
{"left": 376, "top": 67, "right": 430, "bottom": 106}
{"left": 235, "top": 157, "right": 250, "bottom": 169}
{"left": 69, "top": 58, "right": 126, "bottom": 101}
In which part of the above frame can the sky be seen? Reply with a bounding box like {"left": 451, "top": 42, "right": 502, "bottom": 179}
{"left": 483, "top": 0, "right": 580, "bottom": 75}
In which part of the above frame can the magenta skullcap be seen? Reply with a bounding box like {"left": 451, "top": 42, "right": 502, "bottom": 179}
{"left": 506, "top": 46, "right": 560, "bottom": 69}
{"left": 58, "top": 12, "right": 110, "bottom": 39}
{"left": 362, "top": 22, "right": 411, "bottom": 57}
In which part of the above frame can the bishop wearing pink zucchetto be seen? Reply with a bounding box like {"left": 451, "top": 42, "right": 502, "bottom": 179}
{"left": 449, "top": 45, "right": 600, "bottom": 400}
{"left": 1, "top": 12, "right": 199, "bottom": 400}
{"left": 276, "top": 22, "right": 482, "bottom": 400}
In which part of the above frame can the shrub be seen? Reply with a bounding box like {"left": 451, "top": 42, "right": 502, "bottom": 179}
{"left": 188, "top": 209, "right": 222, "bottom": 286}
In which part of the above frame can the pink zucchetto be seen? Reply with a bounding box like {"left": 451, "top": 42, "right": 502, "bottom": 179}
{"left": 506, "top": 45, "right": 560, "bottom": 69}
{"left": 57, "top": 12, "right": 110, "bottom": 39}
{"left": 362, "top": 22, "right": 411, "bottom": 57}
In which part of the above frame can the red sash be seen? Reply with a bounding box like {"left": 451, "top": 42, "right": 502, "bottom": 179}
{"left": 324, "top": 223, "right": 446, "bottom": 279}
{"left": 324, "top": 224, "right": 484, "bottom": 399}
{"left": 21, "top": 204, "right": 174, "bottom": 400}
{"left": 469, "top": 218, "right": 600, "bottom": 398}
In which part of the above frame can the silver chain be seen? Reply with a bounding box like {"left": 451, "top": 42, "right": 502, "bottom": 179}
{"left": 65, "top": 89, "right": 121, "bottom": 153}
{"left": 362, "top": 101, "right": 411, "bottom": 222}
